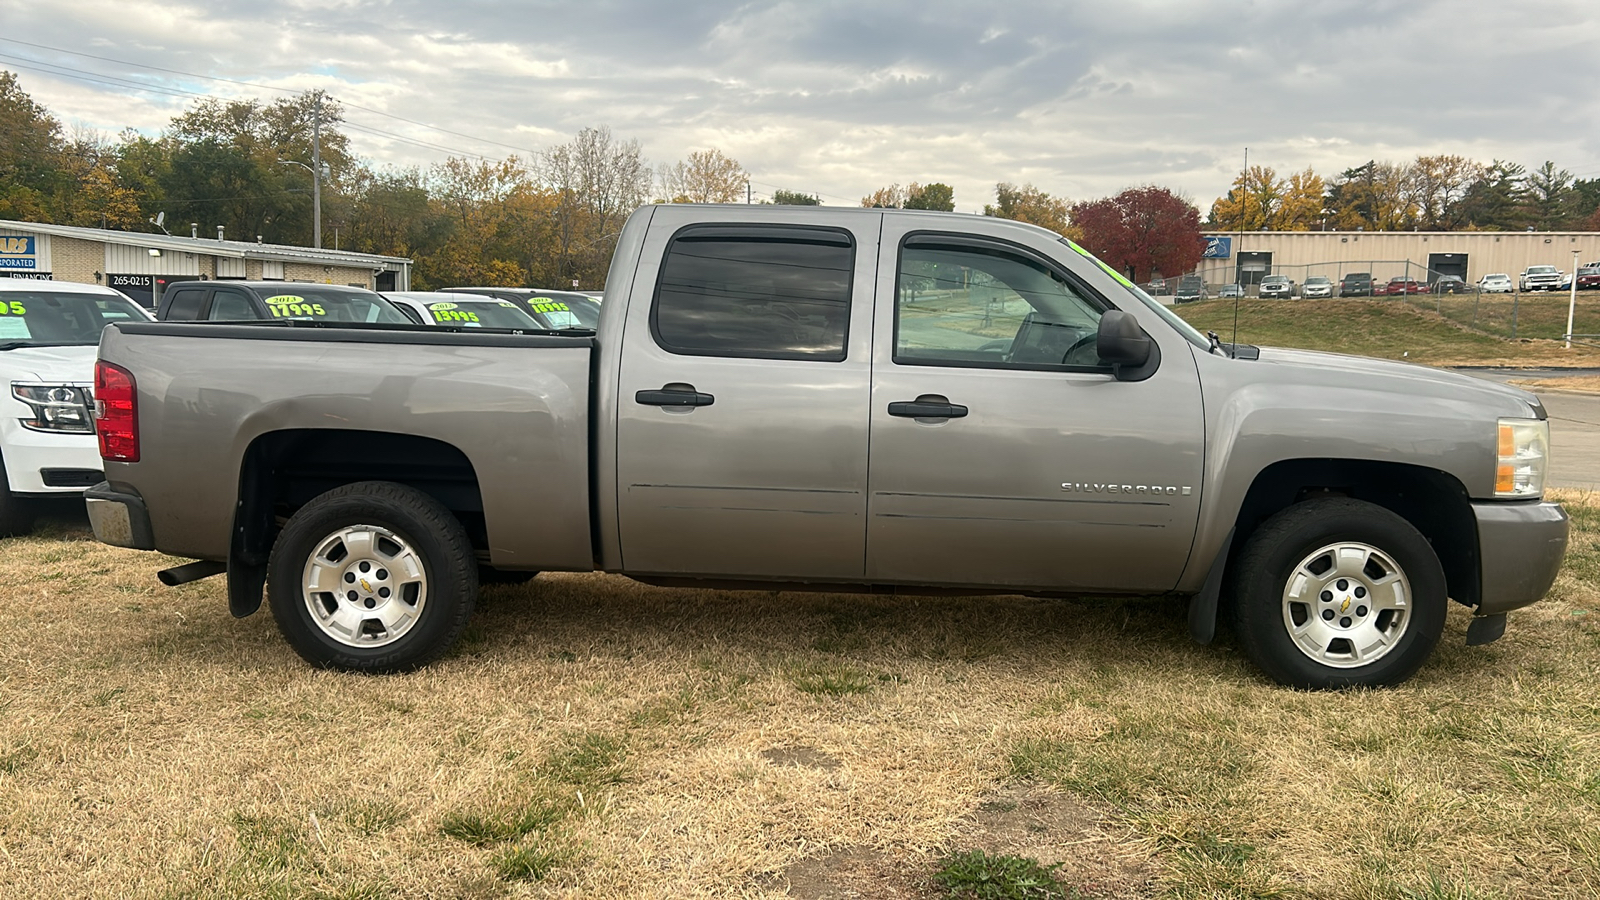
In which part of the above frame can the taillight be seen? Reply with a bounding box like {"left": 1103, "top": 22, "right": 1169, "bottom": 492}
{"left": 94, "top": 360, "right": 139, "bottom": 462}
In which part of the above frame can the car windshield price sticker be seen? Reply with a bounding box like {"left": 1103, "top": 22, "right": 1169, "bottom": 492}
{"left": 263, "top": 295, "right": 327, "bottom": 317}
{"left": 428, "top": 302, "right": 480, "bottom": 324}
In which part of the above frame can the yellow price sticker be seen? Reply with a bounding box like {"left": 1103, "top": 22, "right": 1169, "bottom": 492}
{"left": 1, "top": 301, "right": 25, "bottom": 315}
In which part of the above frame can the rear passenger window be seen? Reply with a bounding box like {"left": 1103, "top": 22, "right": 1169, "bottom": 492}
{"left": 163, "top": 288, "right": 205, "bottom": 320}
{"left": 651, "top": 225, "right": 853, "bottom": 361}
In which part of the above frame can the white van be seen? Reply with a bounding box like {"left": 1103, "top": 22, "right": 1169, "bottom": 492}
{"left": 0, "top": 279, "right": 151, "bottom": 534}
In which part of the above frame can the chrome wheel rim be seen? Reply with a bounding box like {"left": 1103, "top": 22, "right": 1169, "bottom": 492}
{"left": 301, "top": 525, "right": 427, "bottom": 648}
{"left": 1281, "top": 542, "right": 1410, "bottom": 668}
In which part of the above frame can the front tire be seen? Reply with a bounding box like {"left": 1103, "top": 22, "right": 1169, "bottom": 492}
{"left": 0, "top": 453, "right": 35, "bottom": 537}
{"left": 268, "top": 481, "right": 478, "bottom": 672}
{"left": 1231, "top": 498, "right": 1447, "bottom": 689}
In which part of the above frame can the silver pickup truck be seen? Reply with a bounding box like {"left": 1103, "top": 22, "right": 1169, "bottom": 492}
{"left": 85, "top": 204, "right": 1568, "bottom": 688}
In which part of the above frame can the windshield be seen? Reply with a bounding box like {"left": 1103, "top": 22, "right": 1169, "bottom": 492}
{"left": 1529, "top": 266, "right": 1557, "bottom": 275}
{"left": 1306, "top": 277, "right": 1331, "bottom": 284}
{"left": 1263, "top": 276, "right": 1288, "bottom": 283}
{"left": 424, "top": 300, "right": 540, "bottom": 329}
{"left": 1058, "top": 239, "right": 1210, "bottom": 350}
{"left": 261, "top": 289, "right": 411, "bottom": 324}
{"left": 0, "top": 291, "right": 146, "bottom": 347}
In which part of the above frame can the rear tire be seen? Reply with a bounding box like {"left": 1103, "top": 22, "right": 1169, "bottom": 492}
{"left": 268, "top": 481, "right": 477, "bottom": 672}
{"left": 1231, "top": 498, "right": 1447, "bottom": 689}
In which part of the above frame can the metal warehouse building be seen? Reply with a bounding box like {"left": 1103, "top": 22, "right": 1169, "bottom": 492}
{"left": 0, "top": 220, "right": 411, "bottom": 308}
{"left": 1195, "top": 230, "right": 1600, "bottom": 289}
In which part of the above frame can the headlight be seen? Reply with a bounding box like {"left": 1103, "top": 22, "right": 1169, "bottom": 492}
{"left": 11, "top": 383, "right": 95, "bottom": 434}
{"left": 1496, "top": 418, "right": 1549, "bottom": 498}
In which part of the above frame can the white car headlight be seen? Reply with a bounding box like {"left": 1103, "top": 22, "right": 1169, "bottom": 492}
{"left": 11, "top": 383, "right": 95, "bottom": 434}
{"left": 1496, "top": 418, "right": 1549, "bottom": 498}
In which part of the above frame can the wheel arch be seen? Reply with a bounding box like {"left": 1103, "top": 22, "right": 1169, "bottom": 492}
{"left": 1190, "top": 457, "right": 1478, "bottom": 644}
{"left": 228, "top": 428, "right": 485, "bottom": 617}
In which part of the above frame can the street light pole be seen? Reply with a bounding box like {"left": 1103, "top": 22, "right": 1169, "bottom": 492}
{"left": 1567, "top": 248, "right": 1579, "bottom": 349}
{"left": 311, "top": 93, "right": 323, "bottom": 250}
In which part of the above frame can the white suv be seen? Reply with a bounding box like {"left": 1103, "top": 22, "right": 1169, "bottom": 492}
{"left": 1480, "top": 273, "right": 1512, "bottom": 293}
{"left": 0, "top": 279, "right": 151, "bottom": 534}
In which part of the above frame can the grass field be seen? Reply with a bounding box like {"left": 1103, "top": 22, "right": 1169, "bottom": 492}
{"left": 1173, "top": 298, "right": 1600, "bottom": 367}
{"left": 3, "top": 496, "right": 1599, "bottom": 899}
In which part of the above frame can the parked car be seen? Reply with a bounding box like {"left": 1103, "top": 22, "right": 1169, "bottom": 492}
{"left": 1380, "top": 277, "right": 1426, "bottom": 296}
{"left": 1480, "top": 273, "right": 1513, "bottom": 294}
{"left": 1574, "top": 267, "right": 1600, "bottom": 291}
{"left": 1258, "top": 275, "right": 1295, "bottom": 299}
{"left": 1520, "top": 266, "right": 1562, "bottom": 292}
{"left": 86, "top": 204, "right": 1566, "bottom": 690}
{"left": 1173, "top": 275, "right": 1206, "bottom": 303}
{"left": 1216, "top": 284, "right": 1244, "bottom": 299}
{"left": 1433, "top": 275, "right": 1468, "bottom": 295}
{"left": 442, "top": 287, "right": 601, "bottom": 329}
{"left": 383, "top": 292, "right": 544, "bottom": 329}
{"left": 0, "top": 279, "right": 152, "bottom": 535}
{"left": 1300, "top": 276, "right": 1334, "bottom": 299}
{"left": 155, "top": 282, "right": 413, "bottom": 324}
{"left": 1339, "top": 272, "right": 1374, "bottom": 297}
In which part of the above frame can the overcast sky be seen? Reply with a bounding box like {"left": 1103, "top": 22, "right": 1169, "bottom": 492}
{"left": 2, "top": 0, "right": 1598, "bottom": 213}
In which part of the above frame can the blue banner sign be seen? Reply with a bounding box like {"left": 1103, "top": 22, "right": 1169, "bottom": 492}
{"left": 0, "top": 236, "right": 37, "bottom": 269}
{"left": 1203, "top": 236, "right": 1232, "bottom": 259}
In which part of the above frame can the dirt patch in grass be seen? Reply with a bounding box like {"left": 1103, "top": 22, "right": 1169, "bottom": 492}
{"left": 3, "top": 495, "right": 1599, "bottom": 897}
{"left": 1175, "top": 298, "right": 1600, "bottom": 367}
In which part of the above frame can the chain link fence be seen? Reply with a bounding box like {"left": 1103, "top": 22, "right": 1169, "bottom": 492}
{"left": 1145, "top": 260, "right": 1600, "bottom": 342}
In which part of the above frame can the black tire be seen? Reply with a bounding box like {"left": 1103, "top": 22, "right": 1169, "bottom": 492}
{"left": 1231, "top": 498, "right": 1447, "bottom": 689}
{"left": 267, "top": 481, "right": 478, "bottom": 672}
{"left": 0, "top": 452, "right": 36, "bottom": 537}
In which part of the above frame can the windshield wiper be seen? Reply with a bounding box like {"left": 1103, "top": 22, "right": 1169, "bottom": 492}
{"left": 0, "top": 341, "right": 82, "bottom": 351}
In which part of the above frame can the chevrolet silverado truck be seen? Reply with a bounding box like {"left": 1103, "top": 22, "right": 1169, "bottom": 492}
{"left": 1520, "top": 265, "right": 1563, "bottom": 292}
{"left": 85, "top": 205, "right": 1568, "bottom": 689}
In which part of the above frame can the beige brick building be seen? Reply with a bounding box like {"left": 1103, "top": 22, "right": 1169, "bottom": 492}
{"left": 1194, "top": 230, "right": 1600, "bottom": 290}
{"left": 0, "top": 219, "right": 410, "bottom": 309}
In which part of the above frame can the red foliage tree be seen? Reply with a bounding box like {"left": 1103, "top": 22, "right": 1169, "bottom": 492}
{"left": 1071, "top": 186, "right": 1204, "bottom": 283}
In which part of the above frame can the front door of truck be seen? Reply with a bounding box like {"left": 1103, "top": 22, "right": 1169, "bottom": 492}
{"left": 614, "top": 211, "right": 879, "bottom": 580}
{"left": 864, "top": 224, "right": 1206, "bottom": 593}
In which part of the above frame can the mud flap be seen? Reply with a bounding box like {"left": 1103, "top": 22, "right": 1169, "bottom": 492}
{"left": 1188, "top": 527, "right": 1235, "bottom": 645}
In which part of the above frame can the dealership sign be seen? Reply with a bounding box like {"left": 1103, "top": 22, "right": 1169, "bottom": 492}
{"left": 0, "top": 236, "right": 38, "bottom": 269}
{"left": 1202, "top": 236, "right": 1232, "bottom": 259}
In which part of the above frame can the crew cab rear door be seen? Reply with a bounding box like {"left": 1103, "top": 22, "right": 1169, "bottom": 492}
{"left": 864, "top": 219, "right": 1206, "bottom": 593}
{"left": 613, "top": 208, "right": 880, "bottom": 580}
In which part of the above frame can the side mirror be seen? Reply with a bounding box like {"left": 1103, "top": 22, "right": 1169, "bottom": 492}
{"left": 1096, "top": 310, "right": 1160, "bottom": 382}
{"left": 1097, "top": 310, "right": 1151, "bottom": 364}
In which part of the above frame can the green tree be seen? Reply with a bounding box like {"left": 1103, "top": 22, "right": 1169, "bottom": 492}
{"left": 770, "top": 189, "right": 819, "bottom": 205}
{"left": 1455, "top": 160, "right": 1529, "bottom": 230}
{"left": 904, "top": 182, "right": 955, "bottom": 211}
{"left": 1526, "top": 161, "right": 1573, "bottom": 229}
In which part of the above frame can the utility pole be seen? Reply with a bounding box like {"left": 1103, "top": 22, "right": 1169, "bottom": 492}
{"left": 746, "top": 179, "right": 751, "bottom": 205}
{"left": 312, "top": 92, "right": 323, "bottom": 249}
{"left": 1567, "top": 248, "right": 1580, "bottom": 349}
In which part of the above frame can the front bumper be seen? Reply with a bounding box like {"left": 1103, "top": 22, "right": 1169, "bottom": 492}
{"left": 85, "top": 481, "right": 156, "bottom": 550}
{"left": 1, "top": 416, "right": 103, "bottom": 495}
{"left": 1473, "top": 500, "right": 1568, "bottom": 616}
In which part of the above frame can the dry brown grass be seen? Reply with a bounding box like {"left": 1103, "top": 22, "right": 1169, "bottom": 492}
{"left": 2, "top": 494, "right": 1599, "bottom": 899}
{"left": 1512, "top": 376, "right": 1600, "bottom": 395}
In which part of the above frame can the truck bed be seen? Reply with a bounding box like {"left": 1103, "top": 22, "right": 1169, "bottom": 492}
{"left": 97, "top": 321, "right": 597, "bottom": 571}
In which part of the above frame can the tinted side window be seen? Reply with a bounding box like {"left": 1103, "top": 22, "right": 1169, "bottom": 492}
{"left": 895, "top": 237, "right": 1107, "bottom": 370}
{"left": 207, "top": 289, "right": 257, "bottom": 320}
{"left": 162, "top": 288, "right": 206, "bottom": 320}
{"left": 652, "top": 225, "right": 852, "bottom": 361}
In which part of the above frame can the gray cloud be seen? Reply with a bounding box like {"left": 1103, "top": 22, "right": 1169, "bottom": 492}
{"left": 3, "top": 0, "right": 1598, "bottom": 212}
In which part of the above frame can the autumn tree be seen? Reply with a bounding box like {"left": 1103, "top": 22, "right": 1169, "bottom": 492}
{"left": 1071, "top": 186, "right": 1203, "bottom": 283}
{"left": 659, "top": 148, "right": 746, "bottom": 203}
{"left": 1408, "top": 154, "right": 1482, "bottom": 229}
{"left": 1208, "top": 166, "right": 1284, "bottom": 231}
{"left": 0, "top": 70, "right": 65, "bottom": 221}
{"left": 1277, "top": 169, "right": 1326, "bottom": 230}
{"left": 983, "top": 183, "right": 1075, "bottom": 237}
{"left": 861, "top": 184, "right": 908, "bottom": 208}
{"left": 540, "top": 126, "right": 652, "bottom": 288}
{"left": 1325, "top": 161, "right": 1414, "bottom": 230}
{"left": 771, "top": 189, "right": 819, "bottom": 205}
